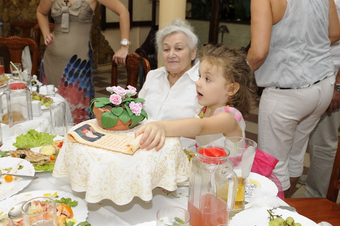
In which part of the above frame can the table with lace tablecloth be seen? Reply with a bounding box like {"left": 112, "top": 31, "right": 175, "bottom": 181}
{"left": 52, "top": 119, "right": 190, "bottom": 205}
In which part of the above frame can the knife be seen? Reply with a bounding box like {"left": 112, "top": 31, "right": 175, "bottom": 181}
{"left": 2, "top": 173, "right": 38, "bottom": 179}
{"left": 277, "top": 205, "right": 296, "bottom": 212}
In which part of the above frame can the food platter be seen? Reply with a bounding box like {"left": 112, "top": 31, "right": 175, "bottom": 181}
{"left": 0, "top": 75, "right": 10, "bottom": 88}
{"left": 229, "top": 206, "right": 318, "bottom": 226}
{"left": 0, "top": 157, "right": 35, "bottom": 201}
{"left": 0, "top": 134, "right": 64, "bottom": 172}
{"left": 0, "top": 190, "right": 88, "bottom": 224}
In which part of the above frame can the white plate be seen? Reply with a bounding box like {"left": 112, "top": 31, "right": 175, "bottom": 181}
{"left": 229, "top": 206, "right": 318, "bottom": 226}
{"left": 0, "top": 157, "right": 35, "bottom": 201}
{"left": 134, "top": 221, "right": 156, "bottom": 226}
{"left": 0, "top": 190, "right": 88, "bottom": 223}
{"left": 1, "top": 135, "right": 64, "bottom": 172}
{"left": 246, "top": 172, "right": 278, "bottom": 198}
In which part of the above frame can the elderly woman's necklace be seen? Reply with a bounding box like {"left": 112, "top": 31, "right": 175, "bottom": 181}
{"left": 199, "top": 106, "right": 207, "bottom": 118}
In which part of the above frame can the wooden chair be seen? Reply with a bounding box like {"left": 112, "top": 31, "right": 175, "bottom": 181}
{"left": 10, "top": 21, "right": 37, "bottom": 38}
{"left": 285, "top": 140, "right": 340, "bottom": 225}
{"left": 0, "top": 36, "right": 39, "bottom": 76}
{"left": 111, "top": 52, "right": 151, "bottom": 90}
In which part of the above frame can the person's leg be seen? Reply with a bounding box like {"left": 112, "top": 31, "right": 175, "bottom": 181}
{"left": 305, "top": 111, "right": 340, "bottom": 197}
{"left": 287, "top": 77, "right": 334, "bottom": 197}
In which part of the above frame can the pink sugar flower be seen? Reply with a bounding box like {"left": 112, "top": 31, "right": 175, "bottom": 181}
{"left": 112, "top": 86, "right": 127, "bottom": 96}
{"left": 110, "top": 94, "right": 122, "bottom": 105}
{"left": 129, "top": 101, "right": 143, "bottom": 115}
{"left": 126, "top": 85, "right": 137, "bottom": 96}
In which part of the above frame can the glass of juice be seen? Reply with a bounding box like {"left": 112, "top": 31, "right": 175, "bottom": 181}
{"left": 22, "top": 196, "right": 57, "bottom": 226}
{"left": 0, "top": 57, "right": 4, "bottom": 76}
{"left": 225, "top": 137, "right": 257, "bottom": 213}
{"left": 156, "top": 206, "right": 191, "bottom": 226}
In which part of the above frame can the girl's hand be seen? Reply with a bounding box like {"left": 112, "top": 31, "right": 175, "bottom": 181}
{"left": 134, "top": 122, "right": 166, "bottom": 151}
{"left": 44, "top": 33, "right": 53, "bottom": 46}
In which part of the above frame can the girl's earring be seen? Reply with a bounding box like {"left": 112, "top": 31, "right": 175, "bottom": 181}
{"left": 228, "top": 96, "right": 231, "bottom": 100}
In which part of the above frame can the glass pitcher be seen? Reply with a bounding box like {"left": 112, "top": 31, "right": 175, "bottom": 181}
{"left": 0, "top": 81, "right": 33, "bottom": 127}
{"left": 188, "top": 145, "right": 238, "bottom": 226}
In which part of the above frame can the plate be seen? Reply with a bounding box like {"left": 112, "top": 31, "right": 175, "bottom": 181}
{"left": 0, "top": 190, "right": 88, "bottom": 223}
{"left": 0, "top": 157, "right": 35, "bottom": 201}
{"left": 134, "top": 221, "right": 156, "bottom": 226}
{"left": 229, "top": 206, "right": 318, "bottom": 226}
{"left": 246, "top": 172, "right": 278, "bottom": 198}
{"left": 0, "top": 135, "right": 64, "bottom": 172}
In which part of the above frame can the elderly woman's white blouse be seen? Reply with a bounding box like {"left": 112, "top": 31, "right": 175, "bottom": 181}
{"left": 139, "top": 60, "right": 200, "bottom": 120}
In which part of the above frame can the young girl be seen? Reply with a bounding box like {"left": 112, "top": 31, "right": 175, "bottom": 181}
{"left": 135, "top": 44, "right": 256, "bottom": 151}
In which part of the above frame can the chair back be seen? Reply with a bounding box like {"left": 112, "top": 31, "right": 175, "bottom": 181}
{"left": 111, "top": 52, "right": 151, "bottom": 91}
{"left": 0, "top": 36, "right": 39, "bottom": 76}
{"left": 327, "top": 140, "right": 340, "bottom": 202}
{"left": 11, "top": 21, "right": 37, "bottom": 38}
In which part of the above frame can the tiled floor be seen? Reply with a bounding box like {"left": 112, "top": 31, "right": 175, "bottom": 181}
{"left": 94, "top": 64, "right": 339, "bottom": 202}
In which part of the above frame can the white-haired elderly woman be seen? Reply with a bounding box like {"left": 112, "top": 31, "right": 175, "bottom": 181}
{"left": 138, "top": 19, "right": 200, "bottom": 150}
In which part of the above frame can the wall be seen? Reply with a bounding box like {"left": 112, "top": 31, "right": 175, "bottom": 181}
{"left": 188, "top": 19, "right": 250, "bottom": 51}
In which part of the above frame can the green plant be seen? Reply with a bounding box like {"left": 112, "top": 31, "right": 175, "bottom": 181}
{"left": 90, "top": 85, "right": 148, "bottom": 128}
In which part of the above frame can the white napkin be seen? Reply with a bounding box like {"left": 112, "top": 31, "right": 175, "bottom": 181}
{"left": 246, "top": 190, "right": 281, "bottom": 209}
{"left": 9, "top": 118, "right": 50, "bottom": 136}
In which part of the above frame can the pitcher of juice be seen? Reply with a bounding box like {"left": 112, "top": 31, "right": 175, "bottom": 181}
{"left": 188, "top": 145, "right": 238, "bottom": 226}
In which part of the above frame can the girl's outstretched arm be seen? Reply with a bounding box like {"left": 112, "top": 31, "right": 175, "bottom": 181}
{"left": 135, "top": 112, "right": 242, "bottom": 151}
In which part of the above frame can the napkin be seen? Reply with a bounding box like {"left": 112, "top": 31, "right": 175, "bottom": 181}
{"left": 9, "top": 118, "right": 50, "bottom": 137}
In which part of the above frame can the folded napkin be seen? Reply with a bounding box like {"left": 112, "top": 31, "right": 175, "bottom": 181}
{"left": 9, "top": 118, "right": 50, "bottom": 137}
{"left": 66, "top": 121, "right": 142, "bottom": 155}
{"left": 251, "top": 148, "right": 285, "bottom": 200}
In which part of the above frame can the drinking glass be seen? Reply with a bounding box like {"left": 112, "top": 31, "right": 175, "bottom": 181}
{"left": 21, "top": 196, "right": 57, "bottom": 226}
{"left": 10, "top": 63, "right": 22, "bottom": 81}
{"left": 225, "top": 137, "right": 257, "bottom": 213}
{"left": 0, "top": 57, "right": 4, "bottom": 76}
{"left": 0, "top": 217, "right": 14, "bottom": 226}
{"left": 156, "top": 206, "right": 191, "bottom": 226}
{"left": 46, "top": 85, "right": 56, "bottom": 97}
{"left": 49, "top": 102, "right": 67, "bottom": 136}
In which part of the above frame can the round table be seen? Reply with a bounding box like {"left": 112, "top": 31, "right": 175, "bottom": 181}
{"left": 53, "top": 119, "right": 190, "bottom": 205}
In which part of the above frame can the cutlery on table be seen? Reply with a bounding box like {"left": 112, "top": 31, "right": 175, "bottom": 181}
{"left": 1, "top": 173, "right": 38, "bottom": 179}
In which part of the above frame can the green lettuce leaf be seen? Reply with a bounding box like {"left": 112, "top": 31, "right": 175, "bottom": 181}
{"left": 13, "top": 129, "right": 56, "bottom": 148}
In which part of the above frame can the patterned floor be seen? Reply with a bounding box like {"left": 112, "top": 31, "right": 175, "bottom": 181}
{"left": 93, "top": 64, "right": 337, "bottom": 201}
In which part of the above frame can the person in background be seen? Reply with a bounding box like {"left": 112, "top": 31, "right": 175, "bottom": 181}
{"left": 135, "top": 44, "right": 255, "bottom": 151}
{"left": 304, "top": 0, "right": 340, "bottom": 198}
{"left": 247, "top": 0, "right": 340, "bottom": 198}
{"left": 138, "top": 19, "right": 200, "bottom": 151}
{"left": 37, "top": 0, "right": 130, "bottom": 123}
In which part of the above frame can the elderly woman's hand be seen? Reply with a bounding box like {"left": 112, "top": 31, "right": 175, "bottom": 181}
{"left": 135, "top": 122, "right": 166, "bottom": 151}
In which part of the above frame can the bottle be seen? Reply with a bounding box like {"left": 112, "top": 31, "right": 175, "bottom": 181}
{"left": 0, "top": 22, "right": 3, "bottom": 37}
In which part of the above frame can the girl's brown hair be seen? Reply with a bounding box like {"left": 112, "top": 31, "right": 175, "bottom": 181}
{"left": 199, "top": 44, "right": 256, "bottom": 117}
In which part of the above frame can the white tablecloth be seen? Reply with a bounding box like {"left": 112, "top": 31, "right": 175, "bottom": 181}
{"left": 53, "top": 119, "right": 190, "bottom": 205}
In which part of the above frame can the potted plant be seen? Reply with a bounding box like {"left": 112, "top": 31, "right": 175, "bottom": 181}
{"left": 90, "top": 85, "right": 148, "bottom": 130}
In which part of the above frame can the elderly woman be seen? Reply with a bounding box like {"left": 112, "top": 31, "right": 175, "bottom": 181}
{"left": 138, "top": 19, "right": 200, "bottom": 150}
{"left": 138, "top": 19, "right": 200, "bottom": 121}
